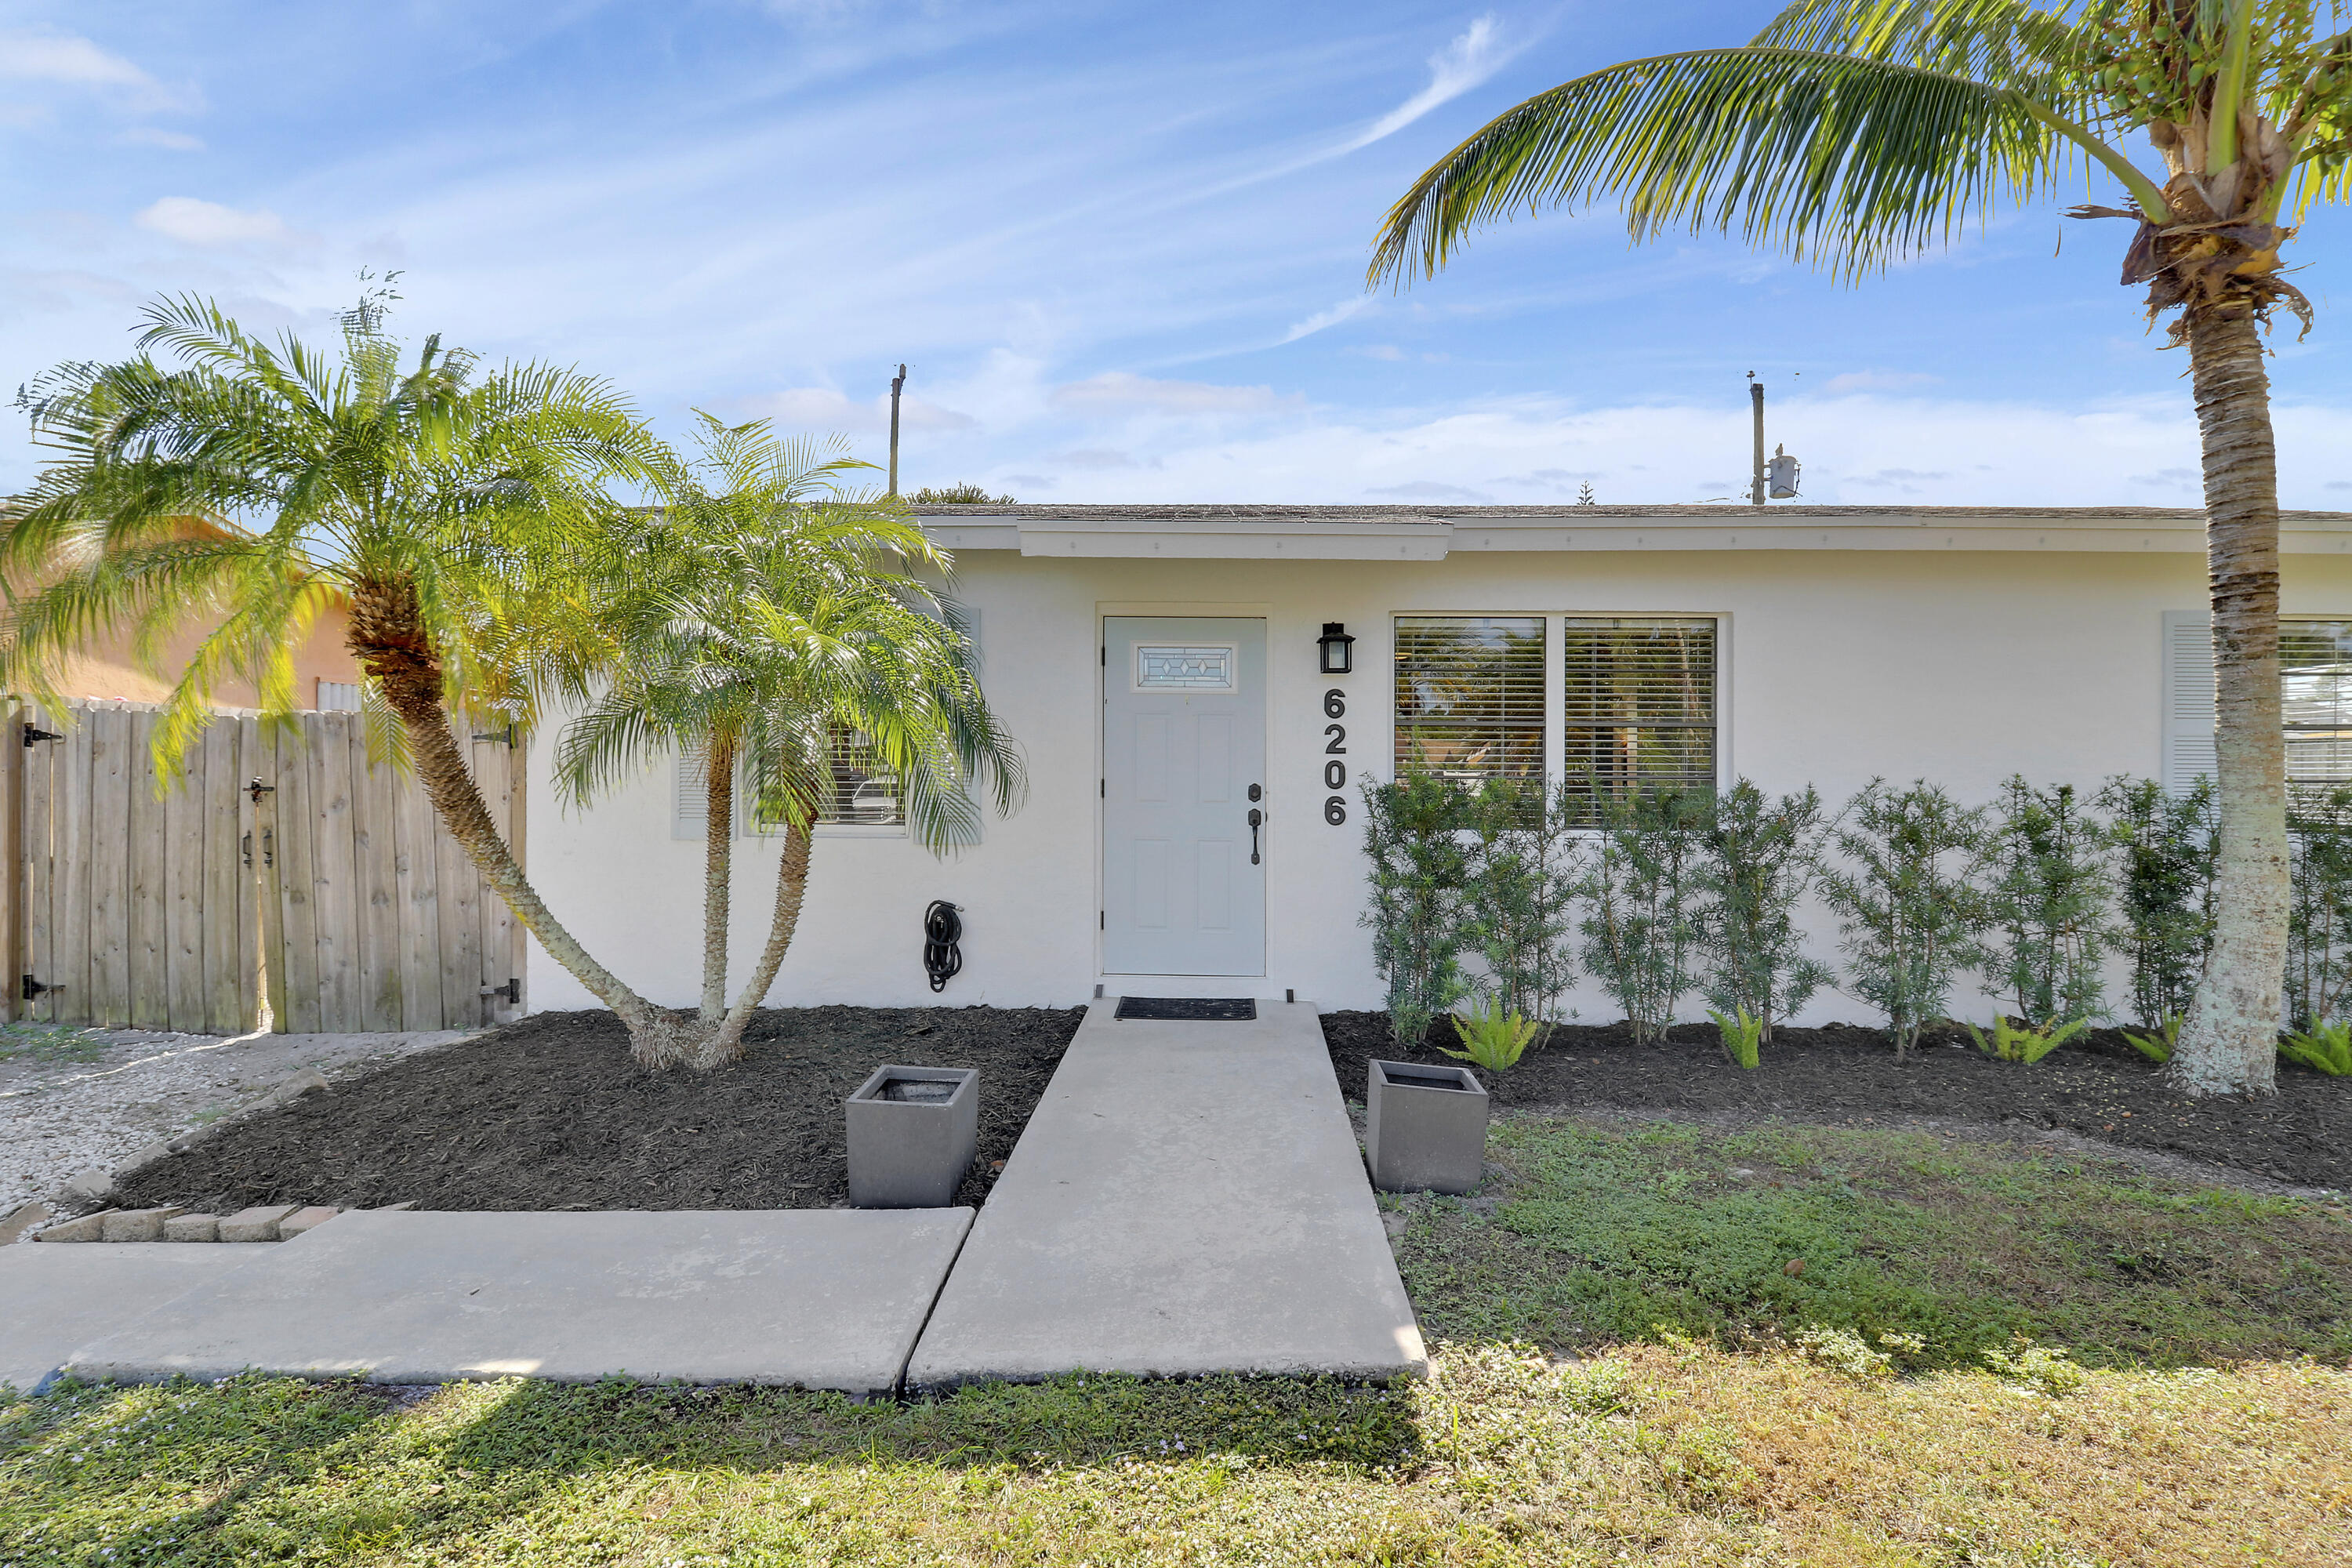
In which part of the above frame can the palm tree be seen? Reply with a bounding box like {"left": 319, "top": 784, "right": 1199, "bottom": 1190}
{"left": 553, "top": 414, "right": 1025, "bottom": 1070}
{"left": 1372, "top": 1, "right": 2352, "bottom": 1096}
{"left": 2, "top": 292, "right": 677, "bottom": 1043}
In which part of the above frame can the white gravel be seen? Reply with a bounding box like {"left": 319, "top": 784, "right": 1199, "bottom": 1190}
{"left": 1, "top": 1025, "right": 479, "bottom": 1216}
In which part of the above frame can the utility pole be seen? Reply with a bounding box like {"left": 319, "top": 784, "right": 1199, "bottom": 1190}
{"left": 1748, "top": 372, "right": 1766, "bottom": 508}
{"left": 887, "top": 364, "right": 906, "bottom": 499}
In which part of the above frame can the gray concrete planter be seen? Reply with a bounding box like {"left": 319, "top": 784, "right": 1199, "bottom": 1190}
{"left": 846, "top": 1065, "right": 980, "bottom": 1209}
{"left": 1364, "top": 1060, "right": 1488, "bottom": 1195}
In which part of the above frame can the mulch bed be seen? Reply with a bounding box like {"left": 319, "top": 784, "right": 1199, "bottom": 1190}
{"left": 117, "top": 1006, "right": 1083, "bottom": 1214}
{"left": 1323, "top": 1013, "right": 2352, "bottom": 1191}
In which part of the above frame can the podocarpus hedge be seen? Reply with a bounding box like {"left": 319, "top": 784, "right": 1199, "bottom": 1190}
{"left": 1359, "top": 771, "right": 2348, "bottom": 1062}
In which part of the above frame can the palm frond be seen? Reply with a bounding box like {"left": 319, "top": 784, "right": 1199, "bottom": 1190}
{"left": 1371, "top": 45, "right": 2125, "bottom": 285}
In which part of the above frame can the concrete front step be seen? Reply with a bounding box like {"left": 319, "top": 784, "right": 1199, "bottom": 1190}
{"left": 1, "top": 1243, "right": 274, "bottom": 1396}
{"left": 61, "top": 1207, "right": 974, "bottom": 1399}
{"left": 905, "top": 999, "right": 1427, "bottom": 1390}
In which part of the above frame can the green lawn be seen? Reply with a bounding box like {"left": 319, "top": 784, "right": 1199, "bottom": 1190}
{"left": 1391, "top": 1116, "right": 2352, "bottom": 1369}
{"left": 3, "top": 1117, "right": 2347, "bottom": 1566}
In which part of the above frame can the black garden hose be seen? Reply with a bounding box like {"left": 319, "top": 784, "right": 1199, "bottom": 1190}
{"left": 924, "top": 900, "right": 963, "bottom": 993}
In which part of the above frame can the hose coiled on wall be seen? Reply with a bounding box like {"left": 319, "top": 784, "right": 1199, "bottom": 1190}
{"left": 923, "top": 900, "right": 963, "bottom": 993}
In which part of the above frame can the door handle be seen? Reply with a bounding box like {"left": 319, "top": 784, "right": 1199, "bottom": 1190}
{"left": 1247, "top": 807, "right": 1262, "bottom": 865}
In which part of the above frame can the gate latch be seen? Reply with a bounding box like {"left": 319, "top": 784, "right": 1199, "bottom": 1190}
{"left": 479, "top": 977, "right": 521, "bottom": 1004}
{"left": 20, "top": 975, "right": 52, "bottom": 1001}
{"left": 20, "top": 727, "right": 60, "bottom": 749}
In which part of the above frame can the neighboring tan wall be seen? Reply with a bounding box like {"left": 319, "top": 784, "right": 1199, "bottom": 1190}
{"left": 44, "top": 605, "right": 362, "bottom": 710}
{"left": 523, "top": 546, "right": 2352, "bottom": 1022}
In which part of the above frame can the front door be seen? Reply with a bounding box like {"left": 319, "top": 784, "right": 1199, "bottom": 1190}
{"left": 1102, "top": 617, "right": 1267, "bottom": 976}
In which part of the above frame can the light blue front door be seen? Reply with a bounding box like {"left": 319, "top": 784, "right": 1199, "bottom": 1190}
{"left": 1102, "top": 617, "right": 1267, "bottom": 976}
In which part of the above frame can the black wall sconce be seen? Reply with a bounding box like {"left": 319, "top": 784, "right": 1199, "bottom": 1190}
{"left": 1317, "top": 622, "right": 1355, "bottom": 676}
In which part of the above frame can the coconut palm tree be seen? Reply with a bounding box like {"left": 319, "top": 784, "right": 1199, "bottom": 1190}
{"left": 2, "top": 292, "right": 677, "bottom": 1043}
{"left": 1372, "top": 0, "right": 2352, "bottom": 1095}
{"left": 553, "top": 413, "right": 1025, "bottom": 1070}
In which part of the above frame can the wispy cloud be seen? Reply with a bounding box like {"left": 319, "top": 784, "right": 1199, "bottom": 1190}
{"left": 738, "top": 387, "right": 976, "bottom": 433}
{"left": 1279, "top": 296, "right": 1372, "bottom": 344}
{"left": 0, "top": 29, "right": 202, "bottom": 114}
{"left": 134, "top": 198, "right": 310, "bottom": 249}
{"left": 118, "top": 127, "right": 205, "bottom": 152}
{"left": 1, "top": 32, "right": 154, "bottom": 88}
{"left": 1051, "top": 372, "right": 1293, "bottom": 417}
{"left": 1341, "top": 14, "right": 1519, "bottom": 152}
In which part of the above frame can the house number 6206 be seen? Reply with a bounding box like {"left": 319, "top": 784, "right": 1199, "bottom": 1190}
{"left": 1322, "top": 688, "right": 1348, "bottom": 825}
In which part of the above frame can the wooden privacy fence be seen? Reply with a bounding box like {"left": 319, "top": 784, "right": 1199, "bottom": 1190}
{"left": 2, "top": 699, "right": 527, "bottom": 1034}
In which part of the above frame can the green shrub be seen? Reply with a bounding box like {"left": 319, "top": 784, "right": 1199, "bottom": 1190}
{"left": 1461, "top": 775, "right": 1581, "bottom": 1031}
{"left": 2121, "top": 1012, "right": 2182, "bottom": 1064}
{"left": 1985, "top": 778, "right": 2113, "bottom": 1026}
{"left": 1966, "top": 1015, "right": 2088, "bottom": 1064}
{"left": 1359, "top": 773, "right": 1472, "bottom": 1047}
{"left": 1444, "top": 994, "right": 1540, "bottom": 1073}
{"left": 1817, "top": 780, "right": 1993, "bottom": 1058}
{"left": 1694, "top": 779, "right": 1834, "bottom": 1041}
{"left": 2287, "top": 785, "right": 2352, "bottom": 1027}
{"left": 2099, "top": 775, "right": 2216, "bottom": 1030}
{"left": 1708, "top": 1006, "right": 1764, "bottom": 1069}
{"left": 1579, "top": 786, "right": 1711, "bottom": 1043}
{"left": 2279, "top": 1018, "right": 2352, "bottom": 1075}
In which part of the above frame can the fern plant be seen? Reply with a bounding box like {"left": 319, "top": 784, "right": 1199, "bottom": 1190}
{"left": 2121, "top": 1013, "right": 2182, "bottom": 1065}
{"left": 1966, "top": 1016, "right": 2089, "bottom": 1065}
{"left": 1708, "top": 1006, "right": 1764, "bottom": 1070}
{"left": 2279, "top": 1018, "right": 2352, "bottom": 1076}
{"left": 1443, "top": 994, "right": 1540, "bottom": 1073}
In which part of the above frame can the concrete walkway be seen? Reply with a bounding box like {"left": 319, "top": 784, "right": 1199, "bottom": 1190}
{"left": 60, "top": 1207, "right": 972, "bottom": 1399}
{"left": 906, "top": 999, "right": 1426, "bottom": 1390}
{"left": 1, "top": 1243, "right": 271, "bottom": 1396}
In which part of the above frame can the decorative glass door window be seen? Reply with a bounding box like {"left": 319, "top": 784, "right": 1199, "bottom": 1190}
{"left": 1135, "top": 644, "right": 1236, "bottom": 691}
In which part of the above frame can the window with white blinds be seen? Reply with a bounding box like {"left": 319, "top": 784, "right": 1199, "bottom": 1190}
{"left": 1561, "top": 617, "right": 1718, "bottom": 806}
{"left": 684, "top": 728, "right": 906, "bottom": 840}
{"left": 1392, "top": 616, "right": 1546, "bottom": 787}
{"left": 2283, "top": 621, "right": 2352, "bottom": 789}
{"left": 2161, "top": 612, "right": 2352, "bottom": 795}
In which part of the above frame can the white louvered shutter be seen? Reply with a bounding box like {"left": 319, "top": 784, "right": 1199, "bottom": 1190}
{"left": 2161, "top": 611, "right": 2216, "bottom": 795}
{"left": 673, "top": 742, "right": 714, "bottom": 841}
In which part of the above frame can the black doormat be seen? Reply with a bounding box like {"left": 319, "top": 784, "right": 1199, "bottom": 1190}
{"left": 1114, "top": 996, "right": 1258, "bottom": 1022}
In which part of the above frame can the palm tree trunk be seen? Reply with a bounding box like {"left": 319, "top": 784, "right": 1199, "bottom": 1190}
{"left": 2173, "top": 309, "right": 2287, "bottom": 1097}
{"left": 695, "top": 822, "right": 811, "bottom": 1069}
{"left": 348, "top": 575, "right": 681, "bottom": 1067}
{"left": 700, "top": 734, "right": 735, "bottom": 1022}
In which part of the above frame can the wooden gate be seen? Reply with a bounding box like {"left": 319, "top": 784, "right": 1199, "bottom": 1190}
{"left": 3, "top": 699, "right": 526, "bottom": 1033}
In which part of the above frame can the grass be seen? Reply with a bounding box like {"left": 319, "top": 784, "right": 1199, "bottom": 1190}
{"left": 2, "top": 1116, "right": 2347, "bottom": 1565}
{"left": 1392, "top": 1116, "right": 2352, "bottom": 1367}
{"left": 0, "top": 1025, "right": 107, "bottom": 1065}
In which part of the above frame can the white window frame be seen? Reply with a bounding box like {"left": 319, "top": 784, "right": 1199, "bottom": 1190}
{"left": 1388, "top": 612, "right": 1730, "bottom": 804}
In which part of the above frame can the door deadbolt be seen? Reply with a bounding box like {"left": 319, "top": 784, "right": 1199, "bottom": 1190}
{"left": 1247, "top": 782, "right": 1261, "bottom": 801}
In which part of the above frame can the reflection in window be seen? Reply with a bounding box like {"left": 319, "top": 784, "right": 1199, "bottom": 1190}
{"left": 1393, "top": 616, "right": 1546, "bottom": 789}
{"left": 1561, "top": 618, "right": 1717, "bottom": 814}
{"left": 2283, "top": 619, "right": 2352, "bottom": 793}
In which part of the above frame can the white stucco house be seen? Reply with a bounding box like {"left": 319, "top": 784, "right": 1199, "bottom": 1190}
{"left": 522, "top": 502, "right": 2352, "bottom": 1025}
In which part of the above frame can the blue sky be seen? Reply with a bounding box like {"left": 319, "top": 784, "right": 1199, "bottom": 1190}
{"left": 4, "top": 0, "right": 2349, "bottom": 506}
